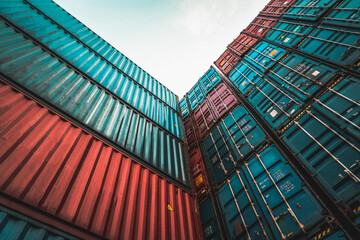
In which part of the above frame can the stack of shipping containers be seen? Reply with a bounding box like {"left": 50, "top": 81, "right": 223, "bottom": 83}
{"left": 0, "top": 0, "right": 204, "bottom": 239}
{"left": 182, "top": 0, "right": 360, "bottom": 239}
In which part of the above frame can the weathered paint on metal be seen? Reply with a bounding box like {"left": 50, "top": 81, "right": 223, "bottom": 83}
{"left": 180, "top": 97, "right": 189, "bottom": 119}
{"left": 0, "top": 81, "right": 203, "bottom": 240}
{"left": 282, "top": 0, "right": 338, "bottom": 21}
{"left": 323, "top": 0, "right": 360, "bottom": 29}
{"left": 259, "top": 0, "right": 297, "bottom": 18}
{"left": 184, "top": 117, "right": 197, "bottom": 151}
{"left": 228, "top": 33, "right": 258, "bottom": 58}
{"left": 215, "top": 49, "right": 240, "bottom": 76}
{"left": 199, "top": 67, "right": 221, "bottom": 95}
{"left": 189, "top": 149, "right": 209, "bottom": 198}
{"left": 0, "top": 21, "right": 189, "bottom": 185}
{"left": 3, "top": 0, "right": 178, "bottom": 110}
{"left": 193, "top": 100, "right": 216, "bottom": 139}
{"left": 244, "top": 15, "right": 278, "bottom": 37}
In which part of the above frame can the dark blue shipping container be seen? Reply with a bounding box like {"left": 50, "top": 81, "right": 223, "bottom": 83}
{"left": 265, "top": 19, "right": 315, "bottom": 48}
{"left": 323, "top": 0, "right": 360, "bottom": 29}
{"left": 267, "top": 52, "right": 339, "bottom": 102}
{"left": 0, "top": 20, "right": 189, "bottom": 186}
{"left": 2, "top": 0, "right": 178, "bottom": 110}
{"left": 180, "top": 97, "right": 189, "bottom": 119}
{"left": 298, "top": 24, "right": 360, "bottom": 73}
{"left": 218, "top": 145, "right": 325, "bottom": 239}
{"left": 199, "top": 67, "right": 221, "bottom": 95}
{"left": 244, "top": 41, "right": 286, "bottom": 74}
{"left": 202, "top": 126, "right": 236, "bottom": 185}
{"left": 220, "top": 105, "right": 267, "bottom": 162}
{"left": 0, "top": 206, "right": 78, "bottom": 240}
{"left": 281, "top": 74, "right": 360, "bottom": 209}
{"left": 282, "top": 0, "right": 338, "bottom": 21}
{"left": 188, "top": 82, "right": 205, "bottom": 110}
{"left": 199, "top": 198, "right": 222, "bottom": 240}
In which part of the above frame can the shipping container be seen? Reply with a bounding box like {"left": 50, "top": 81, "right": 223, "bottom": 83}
{"left": 259, "top": 0, "right": 297, "bottom": 18}
{"left": 206, "top": 82, "right": 238, "bottom": 120}
{"left": 228, "top": 33, "right": 258, "bottom": 58}
{"left": 220, "top": 105, "right": 267, "bottom": 162}
{"left": 298, "top": 24, "right": 360, "bottom": 73}
{"left": 1, "top": 0, "right": 178, "bottom": 110}
{"left": 202, "top": 126, "right": 236, "bottom": 185}
{"left": 323, "top": 0, "right": 360, "bottom": 29}
{"left": 265, "top": 19, "right": 315, "bottom": 48}
{"left": 282, "top": 0, "right": 338, "bottom": 21}
{"left": 0, "top": 1, "right": 179, "bottom": 120}
{"left": 244, "top": 15, "right": 278, "bottom": 37}
{"left": 180, "top": 97, "right": 189, "bottom": 119}
{"left": 281, "top": 74, "right": 360, "bottom": 212}
{"left": 199, "top": 198, "right": 222, "bottom": 240}
{"left": 199, "top": 67, "right": 221, "bottom": 95}
{"left": 218, "top": 144, "right": 325, "bottom": 239}
{"left": 214, "top": 49, "right": 240, "bottom": 76}
{"left": 188, "top": 82, "right": 205, "bottom": 110}
{"left": 0, "top": 206, "right": 79, "bottom": 240}
{"left": 0, "top": 81, "right": 202, "bottom": 240}
{"left": 0, "top": 22, "right": 189, "bottom": 185}
{"left": 267, "top": 52, "right": 339, "bottom": 102}
{"left": 190, "top": 149, "right": 210, "bottom": 198}
{"left": 193, "top": 100, "right": 216, "bottom": 139}
{"left": 184, "top": 117, "right": 197, "bottom": 151}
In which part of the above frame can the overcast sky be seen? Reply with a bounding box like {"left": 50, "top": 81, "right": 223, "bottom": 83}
{"left": 54, "top": 0, "right": 269, "bottom": 98}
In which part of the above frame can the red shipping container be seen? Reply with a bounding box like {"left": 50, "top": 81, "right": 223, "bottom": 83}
{"left": 0, "top": 80, "right": 203, "bottom": 240}
{"left": 193, "top": 100, "right": 216, "bottom": 139}
{"left": 228, "top": 33, "right": 258, "bottom": 58}
{"left": 214, "top": 49, "right": 240, "bottom": 75}
{"left": 189, "top": 149, "right": 209, "bottom": 198}
{"left": 259, "top": 0, "right": 297, "bottom": 18}
{"left": 207, "top": 82, "right": 238, "bottom": 120}
{"left": 244, "top": 16, "right": 278, "bottom": 37}
{"left": 184, "top": 117, "right": 197, "bottom": 151}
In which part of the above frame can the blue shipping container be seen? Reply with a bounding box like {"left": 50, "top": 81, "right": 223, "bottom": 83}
{"left": 281, "top": 74, "right": 360, "bottom": 207}
{"left": 265, "top": 19, "right": 315, "bottom": 48}
{"left": 0, "top": 206, "right": 78, "bottom": 240}
{"left": 220, "top": 105, "right": 267, "bottom": 162}
{"left": 298, "top": 24, "right": 360, "bottom": 73}
{"left": 199, "top": 198, "right": 222, "bottom": 240}
{"left": 323, "top": 0, "right": 360, "bottom": 29}
{"left": 7, "top": 0, "right": 179, "bottom": 110}
{"left": 180, "top": 97, "right": 189, "bottom": 119}
{"left": 199, "top": 67, "right": 221, "bottom": 95}
{"left": 218, "top": 145, "right": 325, "bottom": 239}
{"left": 267, "top": 52, "right": 339, "bottom": 102}
{"left": 188, "top": 82, "right": 205, "bottom": 110}
{"left": 0, "top": 20, "right": 189, "bottom": 185}
{"left": 282, "top": 0, "right": 338, "bottom": 21}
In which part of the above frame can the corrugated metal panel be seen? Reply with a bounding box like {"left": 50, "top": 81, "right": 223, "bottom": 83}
{"left": 259, "top": 0, "right": 297, "bottom": 18}
{"left": 207, "top": 82, "right": 237, "bottom": 120}
{"left": 0, "top": 21, "right": 188, "bottom": 185}
{"left": 199, "top": 67, "right": 221, "bottom": 95}
{"left": 193, "top": 100, "right": 216, "bottom": 139}
{"left": 281, "top": 74, "right": 360, "bottom": 209}
{"left": 298, "top": 24, "right": 360, "bottom": 73}
{"left": 189, "top": 149, "right": 209, "bottom": 198}
{"left": 0, "top": 206, "right": 78, "bottom": 240}
{"left": 228, "top": 33, "right": 258, "bottom": 58}
{"left": 244, "top": 15, "right": 278, "bottom": 37}
{"left": 0, "top": 1, "right": 179, "bottom": 121}
{"left": 20, "top": 0, "right": 178, "bottom": 109}
{"left": 180, "top": 98, "right": 189, "bottom": 119}
{"left": 187, "top": 82, "right": 205, "bottom": 110}
{"left": 265, "top": 19, "right": 315, "bottom": 48}
{"left": 198, "top": 198, "right": 222, "bottom": 240}
{"left": 282, "top": 0, "right": 338, "bottom": 21}
{"left": 184, "top": 117, "right": 197, "bottom": 151}
{"left": 218, "top": 144, "right": 325, "bottom": 239}
{"left": 214, "top": 49, "right": 240, "bottom": 76}
{"left": 323, "top": 0, "right": 360, "bottom": 29}
{"left": 0, "top": 81, "right": 203, "bottom": 240}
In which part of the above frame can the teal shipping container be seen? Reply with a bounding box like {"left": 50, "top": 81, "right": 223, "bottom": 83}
{"left": 0, "top": 20, "right": 188, "bottom": 186}
{"left": 199, "top": 198, "right": 222, "bottom": 240}
{"left": 282, "top": 0, "right": 338, "bottom": 21}
{"left": 1, "top": 0, "right": 178, "bottom": 110}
